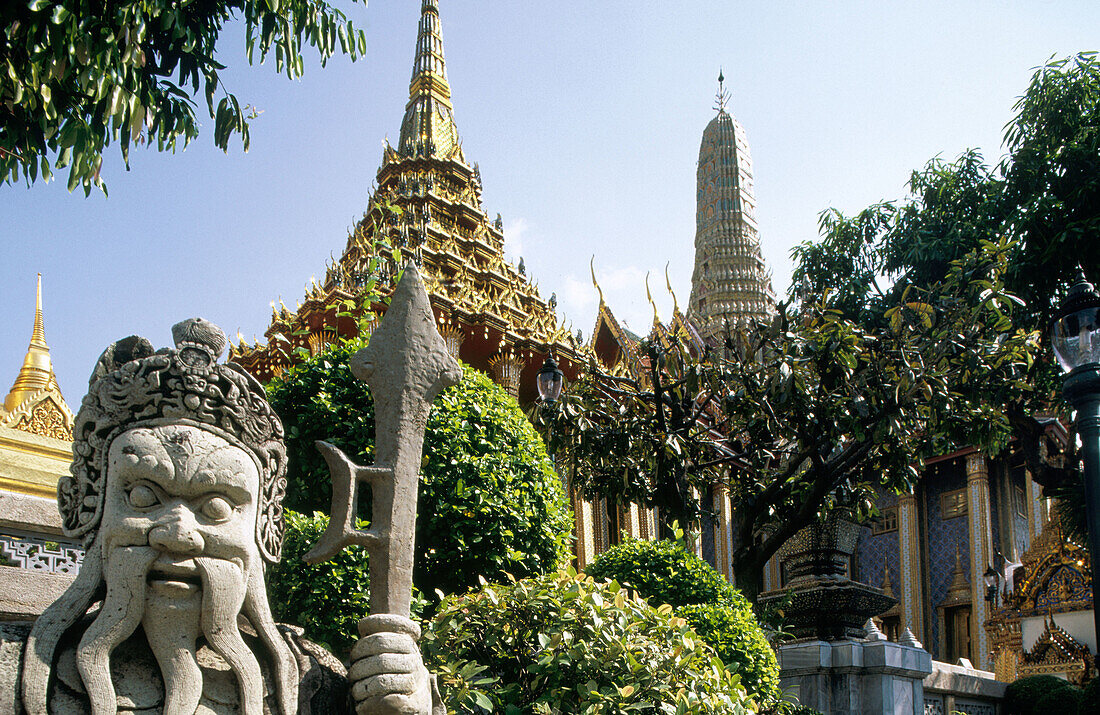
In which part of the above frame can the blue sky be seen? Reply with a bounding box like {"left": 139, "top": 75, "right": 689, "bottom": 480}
{"left": 3, "top": 0, "right": 1098, "bottom": 402}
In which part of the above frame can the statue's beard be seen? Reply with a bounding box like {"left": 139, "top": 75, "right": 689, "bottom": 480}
{"left": 73, "top": 547, "right": 297, "bottom": 715}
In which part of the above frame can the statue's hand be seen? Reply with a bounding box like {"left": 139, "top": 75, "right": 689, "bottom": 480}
{"left": 349, "top": 614, "right": 443, "bottom": 715}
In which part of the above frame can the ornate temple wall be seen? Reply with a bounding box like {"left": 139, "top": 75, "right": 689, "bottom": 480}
{"left": 856, "top": 489, "right": 901, "bottom": 589}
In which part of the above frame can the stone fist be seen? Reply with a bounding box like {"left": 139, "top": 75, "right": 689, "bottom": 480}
{"left": 349, "top": 614, "right": 444, "bottom": 715}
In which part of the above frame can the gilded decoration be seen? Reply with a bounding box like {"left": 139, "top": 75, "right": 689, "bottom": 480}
{"left": 986, "top": 520, "right": 1094, "bottom": 683}
{"left": 2, "top": 275, "right": 75, "bottom": 443}
{"left": 10, "top": 397, "right": 72, "bottom": 441}
{"left": 1018, "top": 617, "right": 1094, "bottom": 684}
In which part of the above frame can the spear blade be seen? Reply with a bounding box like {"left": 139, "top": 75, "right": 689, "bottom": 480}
{"left": 306, "top": 264, "right": 461, "bottom": 619}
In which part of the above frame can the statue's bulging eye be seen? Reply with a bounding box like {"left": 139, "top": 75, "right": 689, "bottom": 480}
{"left": 201, "top": 496, "right": 234, "bottom": 522}
{"left": 128, "top": 484, "right": 158, "bottom": 509}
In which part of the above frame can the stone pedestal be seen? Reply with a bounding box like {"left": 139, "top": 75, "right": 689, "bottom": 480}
{"left": 777, "top": 638, "right": 932, "bottom": 715}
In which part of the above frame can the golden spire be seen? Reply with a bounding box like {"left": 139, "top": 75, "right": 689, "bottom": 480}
{"left": 4, "top": 274, "right": 61, "bottom": 414}
{"left": 398, "top": 0, "right": 462, "bottom": 158}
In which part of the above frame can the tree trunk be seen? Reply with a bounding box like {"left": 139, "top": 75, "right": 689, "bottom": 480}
{"left": 732, "top": 555, "right": 767, "bottom": 603}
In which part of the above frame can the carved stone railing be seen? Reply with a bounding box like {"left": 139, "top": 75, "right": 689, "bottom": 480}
{"left": 0, "top": 530, "right": 84, "bottom": 575}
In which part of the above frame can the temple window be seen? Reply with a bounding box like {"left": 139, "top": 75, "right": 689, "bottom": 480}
{"left": 941, "top": 488, "right": 968, "bottom": 519}
{"left": 872, "top": 506, "right": 898, "bottom": 535}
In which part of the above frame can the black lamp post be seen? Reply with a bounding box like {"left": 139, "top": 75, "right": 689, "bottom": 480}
{"left": 1050, "top": 268, "right": 1100, "bottom": 649}
{"left": 537, "top": 351, "right": 565, "bottom": 404}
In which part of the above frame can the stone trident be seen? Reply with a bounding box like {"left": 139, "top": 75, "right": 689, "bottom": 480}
{"left": 304, "top": 264, "right": 461, "bottom": 619}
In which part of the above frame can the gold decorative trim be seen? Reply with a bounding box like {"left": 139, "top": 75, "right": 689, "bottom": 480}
{"left": 0, "top": 475, "right": 58, "bottom": 499}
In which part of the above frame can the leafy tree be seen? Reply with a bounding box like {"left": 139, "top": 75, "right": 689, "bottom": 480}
{"left": 1, "top": 0, "right": 366, "bottom": 193}
{"left": 791, "top": 52, "right": 1100, "bottom": 534}
{"left": 267, "top": 344, "right": 573, "bottom": 600}
{"left": 542, "top": 237, "right": 1036, "bottom": 600}
{"left": 422, "top": 570, "right": 758, "bottom": 714}
{"left": 586, "top": 538, "right": 780, "bottom": 704}
{"left": 792, "top": 53, "right": 1100, "bottom": 331}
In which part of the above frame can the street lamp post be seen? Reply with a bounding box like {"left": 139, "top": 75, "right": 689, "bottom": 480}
{"left": 1050, "top": 269, "right": 1100, "bottom": 653}
{"left": 536, "top": 351, "right": 566, "bottom": 482}
{"left": 537, "top": 351, "right": 565, "bottom": 404}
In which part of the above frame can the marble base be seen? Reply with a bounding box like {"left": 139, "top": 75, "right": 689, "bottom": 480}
{"left": 778, "top": 638, "right": 933, "bottom": 715}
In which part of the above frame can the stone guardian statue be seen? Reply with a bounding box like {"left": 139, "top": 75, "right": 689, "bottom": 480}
{"left": 17, "top": 318, "right": 346, "bottom": 714}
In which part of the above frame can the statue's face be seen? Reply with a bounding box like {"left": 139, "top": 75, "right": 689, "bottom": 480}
{"left": 101, "top": 425, "right": 261, "bottom": 606}
{"left": 66, "top": 424, "right": 288, "bottom": 714}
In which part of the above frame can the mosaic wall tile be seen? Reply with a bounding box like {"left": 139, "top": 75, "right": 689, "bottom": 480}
{"left": 923, "top": 459, "right": 970, "bottom": 656}
{"left": 857, "top": 487, "right": 901, "bottom": 591}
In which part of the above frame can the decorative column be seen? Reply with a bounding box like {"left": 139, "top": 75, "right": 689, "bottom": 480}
{"left": 1025, "top": 468, "right": 1043, "bottom": 542}
{"left": 577, "top": 494, "right": 595, "bottom": 568}
{"left": 488, "top": 353, "right": 523, "bottom": 398}
{"left": 898, "top": 492, "right": 925, "bottom": 643}
{"left": 690, "top": 486, "right": 703, "bottom": 559}
{"left": 966, "top": 452, "right": 994, "bottom": 667}
{"left": 713, "top": 483, "right": 734, "bottom": 583}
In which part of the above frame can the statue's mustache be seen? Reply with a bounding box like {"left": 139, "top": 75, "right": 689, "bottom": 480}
{"left": 74, "top": 547, "right": 265, "bottom": 715}
{"left": 77, "top": 546, "right": 156, "bottom": 715}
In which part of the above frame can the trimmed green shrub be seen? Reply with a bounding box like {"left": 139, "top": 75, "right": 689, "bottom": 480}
{"left": 586, "top": 538, "right": 780, "bottom": 703}
{"left": 422, "top": 570, "right": 758, "bottom": 714}
{"left": 267, "top": 344, "right": 573, "bottom": 599}
{"left": 679, "top": 602, "right": 780, "bottom": 701}
{"left": 266, "top": 510, "right": 372, "bottom": 656}
{"left": 1079, "top": 677, "right": 1099, "bottom": 715}
{"left": 1005, "top": 675, "right": 1075, "bottom": 715}
{"left": 1035, "top": 684, "right": 1082, "bottom": 715}
{"left": 586, "top": 537, "right": 735, "bottom": 607}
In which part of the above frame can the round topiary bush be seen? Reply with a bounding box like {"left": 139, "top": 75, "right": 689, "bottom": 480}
{"left": 586, "top": 537, "right": 734, "bottom": 607}
{"left": 1079, "top": 677, "right": 1099, "bottom": 715}
{"left": 422, "top": 570, "right": 758, "bottom": 714}
{"left": 266, "top": 343, "right": 573, "bottom": 600}
{"left": 678, "top": 602, "right": 780, "bottom": 701}
{"left": 1004, "top": 674, "right": 1075, "bottom": 715}
{"left": 585, "top": 538, "right": 780, "bottom": 704}
{"left": 1035, "top": 683, "right": 1082, "bottom": 715}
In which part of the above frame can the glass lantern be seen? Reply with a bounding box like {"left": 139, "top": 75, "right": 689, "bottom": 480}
{"left": 537, "top": 353, "right": 564, "bottom": 403}
{"left": 1051, "top": 271, "right": 1100, "bottom": 374}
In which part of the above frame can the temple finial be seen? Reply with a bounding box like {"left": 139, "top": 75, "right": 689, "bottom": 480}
{"left": 590, "top": 256, "right": 606, "bottom": 307}
{"left": 715, "top": 68, "right": 729, "bottom": 113}
{"left": 646, "top": 273, "right": 660, "bottom": 327}
{"left": 4, "top": 274, "right": 61, "bottom": 414}
{"left": 399, "top": 0, "right": 461, "bottom": 157}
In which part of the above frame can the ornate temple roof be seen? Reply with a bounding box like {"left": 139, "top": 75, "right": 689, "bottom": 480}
{"left": 687, "top": 72, "right": 775, "bottom": 342}
{"left": 1, "top": 275, "right": 73, "bottom": 442}
{"left": 232, "top": 0, "right": 583, "bottom": 402}
{"left": 1022, "top": 615, "right": 1091, "bottom": 666}
{"left": 1001, "top": 520, "right": 1092, "bottom": 617}
{"left": 986, "top": 519, "right": 1095, "bottom": 683}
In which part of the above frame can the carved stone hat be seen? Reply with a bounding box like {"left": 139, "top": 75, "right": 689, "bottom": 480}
{"left": 59, "top": 318, "right": 288, "bottom": 562}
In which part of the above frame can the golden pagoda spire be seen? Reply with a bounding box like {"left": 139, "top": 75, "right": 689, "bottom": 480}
{"left": 4, "top": 274, "right": 60, "bottom": 414}
{"left": 398, "top": 0, "right": 462, "bottom": 159}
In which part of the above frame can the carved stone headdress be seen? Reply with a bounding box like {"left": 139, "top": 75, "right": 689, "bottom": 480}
{"left": 59, "top": 318, "right": 288, "bottom": 562}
